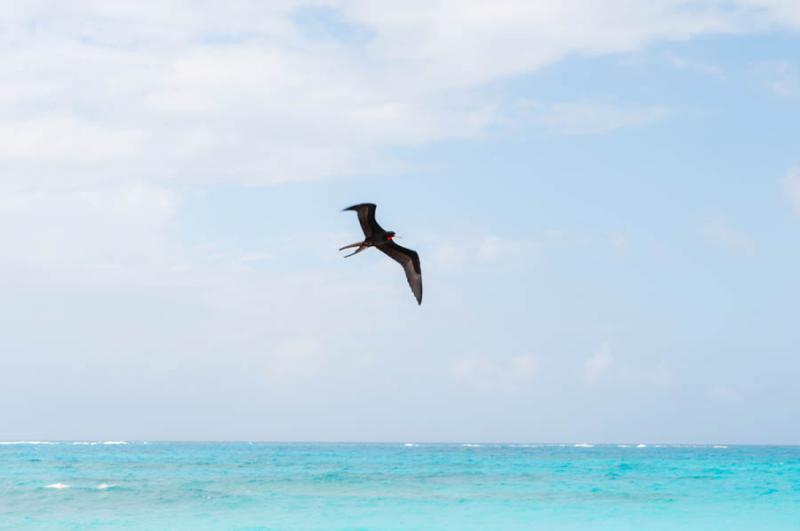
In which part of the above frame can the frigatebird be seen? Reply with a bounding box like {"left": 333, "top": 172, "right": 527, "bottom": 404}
{"left": 339, "top": 203, "right": 422, "bottom": 305}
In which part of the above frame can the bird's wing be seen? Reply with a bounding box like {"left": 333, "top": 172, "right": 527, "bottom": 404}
{"left": 343, "top": 203, "right": 384, "bottom": 239}
{"left": 378, "top": 241, "right": 423, "bottom": 305}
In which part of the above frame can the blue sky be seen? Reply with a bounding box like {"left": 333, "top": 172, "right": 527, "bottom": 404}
{"left": 1, "top": 1, "right": 799, "bottom": 443}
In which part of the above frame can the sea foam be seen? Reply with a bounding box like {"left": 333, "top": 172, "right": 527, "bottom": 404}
{"left": 0, "top": 441, "right": 58, "bottom": 445}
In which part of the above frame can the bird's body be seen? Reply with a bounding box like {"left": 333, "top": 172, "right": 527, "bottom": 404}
{"left": 340, "top": 203, "right": 423, "bottom": 305}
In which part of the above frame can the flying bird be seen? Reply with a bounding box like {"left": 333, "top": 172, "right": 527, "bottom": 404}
{"left": 340, "top": 203, "right": 422, "bottom": 305}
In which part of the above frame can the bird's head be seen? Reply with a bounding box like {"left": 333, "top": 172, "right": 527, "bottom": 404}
{"left": 386, "top": 231, "right": 396, "bottom": 241}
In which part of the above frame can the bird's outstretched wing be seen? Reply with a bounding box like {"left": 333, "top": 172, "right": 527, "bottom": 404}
{"left": 343, "top": 203, "right": 384, "bottom": 239}
{"left": 378, "top": 241, "right": 422, "bottom": 305}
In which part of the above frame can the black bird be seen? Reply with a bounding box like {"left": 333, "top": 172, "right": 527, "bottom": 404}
{"left": 340, "top": 203, "right": 422, "bottom": 305}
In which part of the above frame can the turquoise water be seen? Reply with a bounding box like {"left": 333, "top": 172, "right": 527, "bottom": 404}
{"left": 2, "top": 442, "right": 799, "bottom": 530}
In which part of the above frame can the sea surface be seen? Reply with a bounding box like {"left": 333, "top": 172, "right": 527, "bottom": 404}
{"left": 1, "top": 442, "right": 799, "bottom": 530}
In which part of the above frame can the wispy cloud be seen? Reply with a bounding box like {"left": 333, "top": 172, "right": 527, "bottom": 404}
{"left": 754, "top": 60, "right": 799, "bottom": 98}
{"left": 432, "top": 235, "right": 534, "bottom": 269}
{"left": 584, "top": 343, "right": 671, "bottom": 388}
{"left": 666, "top": 53, "right": 725, "bottom": 77}
{"left": 584, "top": 343, "right": 614, "bottom": 383}
{"left": 451, "top": 354, "right": 538, "bottom": 392}
{"left": 431, "top": 230, "right": 575, "bottom": 271}
{"left": 607, "top": 232, "right": 631, "bottom": 253}
{"left": 701, "top": 218, "right": 755, "bottom": 254}
{"left": 0, "top": 181, "right": 177, "bottom": 282}
{"left": 532, "top": 102, "right": 670, "bottom": 136}
{"left": 782, "top": 168, "right": 800, "bottom": 215}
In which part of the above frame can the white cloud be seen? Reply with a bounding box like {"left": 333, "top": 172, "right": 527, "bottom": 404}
{"left": 432, "top": 231, "right": 572, "bottom": 270}
{"left": 433, "top": 235, "right": 526, "bottom": 270}
{"left": 0, "top": 0, "right": 798, "bottom": 192}
{"left": 0, "top": 115, "right": 140, "bottom": 163}
{"left": 584, "top": 343, "right": 671, "bottom": 388}
{"left": 451, "top": 354, "right": 538, "bottom": 392}
{"left": 347, "top": 1, "right": 754, "bottom": 89}
{"left": 0, "top": 181, "right": 177, "bottom": 282}
{"left": 739, "top": 0, "right": 800, "bottom": 27}
{"left": 607, "top": 232, "right": 631, "bottom": 253}
{"left": 708, "top": 384, "right": 742, "bottom": 402}
{"left": 666, "top": 53, "right": 725, "bottom": 77}
{"left": 782, "top": 168, "right": 800, "bottom": 215}
{"left": 702, "top": 218, "right": 755, "bottom": 254}
{"left": 754, "top": 60, "right": 799, "bottom": 98}
{"left": 517, "top": 101, "right": 670, "bottom": 135}
{"left": 584, "top": 343, "right": 613, "bottom": 383}
{"left": 618, "top": 360, "right": 672, "bottom": 389}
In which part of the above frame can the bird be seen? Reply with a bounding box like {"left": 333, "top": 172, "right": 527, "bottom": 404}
{"left": 339, "top": 203, "right": 422, "bottom": 305}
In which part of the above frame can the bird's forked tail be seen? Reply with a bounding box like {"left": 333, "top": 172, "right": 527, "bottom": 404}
{"left": 339, "top": 241, "right": 367, "bottom": 258}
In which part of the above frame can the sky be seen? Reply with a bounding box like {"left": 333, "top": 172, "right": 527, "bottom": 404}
{"left": 1, "top": 1, "right": 799, "bottom": 444}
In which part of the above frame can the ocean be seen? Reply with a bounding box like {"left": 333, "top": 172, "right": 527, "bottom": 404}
{"left": 1, "top": 442, "right": 799, "bottom": 530}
